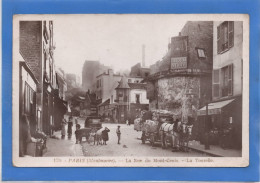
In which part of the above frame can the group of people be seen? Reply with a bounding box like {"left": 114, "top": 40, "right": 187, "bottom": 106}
{"left": 61, "top": 116, "right": 79, "bottom": 139}
{"left": 61, "top": 115, "right": 122, "bottom": 145}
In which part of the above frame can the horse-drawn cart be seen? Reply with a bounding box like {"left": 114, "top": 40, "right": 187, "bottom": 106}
{"left": 134, "top": 110, "right": 194, "bottom": 151}
{"left": 134, "top": 110, "right": 174, "bottom": 146}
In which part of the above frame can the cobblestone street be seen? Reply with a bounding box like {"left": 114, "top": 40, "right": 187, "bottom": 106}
{"left": 77, "top": 119, "right": 207, "bottom": 157}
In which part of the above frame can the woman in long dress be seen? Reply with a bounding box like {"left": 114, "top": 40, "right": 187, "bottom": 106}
{"left": 61, "top": 117, "right": 67, "bottom": 139}
{"left": 67, "top": 116, "right": 73, "bottom": 138}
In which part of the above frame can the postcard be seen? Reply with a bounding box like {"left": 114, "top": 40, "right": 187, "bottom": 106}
{"left": 12, "top": 14, "right": 249, "bottom": 167}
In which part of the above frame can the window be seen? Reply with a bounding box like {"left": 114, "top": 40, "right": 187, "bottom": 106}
{"left": 212, "top": 64, "right": 233, "bottom": 99}
{"left": 213, "top": 70, "right": 220, "bottom": 98}
{"left": 222, "top": 66, "right": 229, "bottom": 97}
{"left": 24, "top": 82, "right": 35, "bottom": 115}
{"left": 124, "top": 96, "right": 128, "bottom": 102}
{"left": 217, "top": 21, "right": 234, "bottom": 54}
{"left": 135, "top": 94, "right": 140, "bottom": 104}
{"left": 197, "top": 48, "right": 206, "bottom": 58}
{"left": 221, "top": 64, "right": 233, "bottom": 97}
{"left": 128, "top": 79, "right": 132, "bottom": 83}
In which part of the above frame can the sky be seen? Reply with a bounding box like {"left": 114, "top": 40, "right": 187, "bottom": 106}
{"left": 53, "top": 15, "right": 186, "bottom": 78}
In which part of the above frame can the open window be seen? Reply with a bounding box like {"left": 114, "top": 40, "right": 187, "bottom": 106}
{"left": 217, "top": 21, "right": 234, "bottom": 54}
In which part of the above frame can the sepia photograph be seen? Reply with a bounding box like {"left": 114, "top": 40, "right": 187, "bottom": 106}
{"left": 12, "top": 14, "right": 249, "bottom": 167}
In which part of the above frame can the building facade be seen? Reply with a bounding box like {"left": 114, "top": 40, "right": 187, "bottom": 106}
{"left": 19, "top": 21, "right": 67, "bottom": 136}
{"left": 147, "top": 21, "right": 213, "bottom": 123}
{"left": 95, "top": 69, "right": 122, "bottom": 102}
{"left": 197, "top": 21, "right": 243, "bottom": 149}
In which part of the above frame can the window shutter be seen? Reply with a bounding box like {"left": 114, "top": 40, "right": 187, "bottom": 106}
{"left": 228, "top": 64, "right": 233, "bottom": 95}
{"left": 217, "top": 26, "right": 221, "bottom": 54}
{"left": 228, "top": 21, "right": 234, "bottom": 48}
{"left": 213, "top": 69, "right": 220, "bottom": 98}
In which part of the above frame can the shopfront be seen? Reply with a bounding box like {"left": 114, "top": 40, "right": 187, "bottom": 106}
{"left": 196, "top": 96, "right": 242, "bottom": 149}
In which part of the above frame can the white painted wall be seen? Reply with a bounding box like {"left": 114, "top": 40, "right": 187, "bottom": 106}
{"left": 213, "top": 21, "right": 243, "bottom": 97}
{"left": 129, "top": 89, "right": 149, "bottom": 104}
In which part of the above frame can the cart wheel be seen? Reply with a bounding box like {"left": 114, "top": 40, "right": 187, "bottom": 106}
{"left": 161, "top": 133, "right": 165, "bottom": 149}
{"left": 150, "top": 134, "right": 155, "bottom": 147}
{"left": 164, "top": 136, "right": 168, "bottom": 149}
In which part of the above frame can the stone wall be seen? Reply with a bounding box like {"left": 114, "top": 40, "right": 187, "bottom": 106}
{"left": 149, "top": 76, "right": 200, "bottom": 122}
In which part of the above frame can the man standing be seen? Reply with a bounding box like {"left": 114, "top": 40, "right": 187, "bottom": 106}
{"left": 116, "top": 125, "right": 121, "bottom": 144}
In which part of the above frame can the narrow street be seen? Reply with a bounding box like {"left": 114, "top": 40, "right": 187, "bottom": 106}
{"left": 75, "top": 118, "right": 207, "bottom": 157}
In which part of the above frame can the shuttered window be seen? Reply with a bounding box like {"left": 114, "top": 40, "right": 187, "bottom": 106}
{"left": 228, "top": 64, "right": 233, "bottom": 95}
{"left": 217, "top": 21, "right": 234, "bottom": 54}
{"left": 24, "top": 82, "right": 35, "bottom": 115}
{"left": 212, "top": 69, "right": 220, "bottom": 98}
{"left": 228, "top": 21, "right": 234, "bottom": 48}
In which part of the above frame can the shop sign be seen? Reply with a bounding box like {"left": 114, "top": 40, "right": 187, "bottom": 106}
{"left": 171, "top": 57, "right": 187, "bottom": 69}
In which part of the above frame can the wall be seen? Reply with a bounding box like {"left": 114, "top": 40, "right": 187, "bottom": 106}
{"left": 96, "top": 74, "right": 122, "bottom": 102}
{"left": 181, "top": 21, "right": 213, "bottom": 71}
{"left": 149, "top": 76, "right": 200, "bottom": 122}
{"left": 20, "top": 21, "right": 43, "bottom": 91}
{"left": 213, "top": 21, "right": 243, "bottom": 99}
{"left": 129, "top": 89, "right": 149, "bottom": 104}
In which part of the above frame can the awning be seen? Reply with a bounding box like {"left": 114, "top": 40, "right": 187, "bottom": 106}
{"left": 197, "top": 99, "right": 235, "bottom": 116}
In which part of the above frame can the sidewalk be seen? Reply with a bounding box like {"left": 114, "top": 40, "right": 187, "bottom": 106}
{"left": 188, "top": 140, "right": 242, "bottom": 157}
{"left": 43, "top": 131, "right": 83, "bottom": 157}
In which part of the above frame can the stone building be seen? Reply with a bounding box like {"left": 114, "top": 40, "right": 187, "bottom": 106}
{"left": 197, "top": 21, "right": 243, "bottom": 149}
{"left": 147, "top": 21, "right": 213, "bottom": 123}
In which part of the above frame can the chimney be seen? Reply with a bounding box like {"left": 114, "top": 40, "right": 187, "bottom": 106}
{"left": 142, "top": 44, "right": 145, "bottom": 67}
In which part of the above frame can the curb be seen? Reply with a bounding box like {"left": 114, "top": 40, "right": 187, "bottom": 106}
{"left": 187, "top": 146, "right": 223, "bottom": 157}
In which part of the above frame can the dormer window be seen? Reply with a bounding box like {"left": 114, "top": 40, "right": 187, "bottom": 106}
{"left": 197, "top": 48, "right": 206, "bottom": 58}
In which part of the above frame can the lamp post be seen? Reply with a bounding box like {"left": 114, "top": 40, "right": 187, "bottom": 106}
{"left": 185, "top": 89, "right": 196, "bottom": 124}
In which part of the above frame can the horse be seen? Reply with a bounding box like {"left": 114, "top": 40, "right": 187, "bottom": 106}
{"left": 179, "top": 123, "right": 193, "bottom": 152}
{"left": 159, "top": 122, "right": 174, "bottom": 149}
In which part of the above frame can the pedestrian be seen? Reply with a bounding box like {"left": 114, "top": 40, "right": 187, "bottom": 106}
{"left": 116, "top": 125, "right": 121, "bottom": 144}
{"left": 75, "top": 124, "right": 81, "bottom": 144}
{"left": 102, "top": 127, "right": 110, "bottom": 145}
{"left": 75, "top": 117, "right": 78, "bottom": 125}
{"left": 67, "top": 116, "right": 73, "bottom": 138}
{"left": 126, "top": 119, "right": 129, "bottom": 126}
{"left": 61, "top": 116, "right": 67, "bottom": 139}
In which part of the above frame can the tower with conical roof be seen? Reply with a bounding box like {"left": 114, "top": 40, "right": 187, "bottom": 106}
{"left": 115, "top": 76, "right": 130, "bottom": 123}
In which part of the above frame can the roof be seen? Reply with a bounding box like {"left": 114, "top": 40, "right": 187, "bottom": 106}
{"left": 116, "top": 76, "right": 130, "bottom": 89}
{"left": 20, "top": 61, "right": 39, "bottom": 84}
{"left": 197, "top": 99, "right": 235, "bottom": 116}
{"left": 128, "top": 83, "right": 146, "bottom": 90}
{"left": 98, "top": 98, "right": 110, "bottom": 107}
